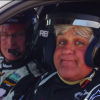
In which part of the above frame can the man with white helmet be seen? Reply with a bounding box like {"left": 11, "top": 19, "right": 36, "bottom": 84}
{"left": 0, "top": 9, "right": 43, "bottom": 100}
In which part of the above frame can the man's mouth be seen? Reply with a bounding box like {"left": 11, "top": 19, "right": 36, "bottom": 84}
{"left": 61, "top": 58, "right": 75, "bottom": 61}
{"left": 60, "top": 55, "right": 76, "bottom": 62}
{"left": 61, "top": 60, "right": 75, "bottom": 62}
{"left": 61, "top": 59, "right": 77, "bottom": 66}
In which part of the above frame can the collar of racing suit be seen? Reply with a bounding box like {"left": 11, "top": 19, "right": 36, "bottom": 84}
{"left": 57, "top": 68, "right": 97, "bottom": 87}
{"left": 1, "top": 55, "right": 34, "bottom": 70}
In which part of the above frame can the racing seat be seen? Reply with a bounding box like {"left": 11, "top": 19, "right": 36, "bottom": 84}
{"left": 33, "top": 17, "right": 52, "bottom": 72}
{"left": 34, "top": 4, "right": 57, "bottom": 72}
{"left": 36, "top": 19, "right": 56, "bottom": 72}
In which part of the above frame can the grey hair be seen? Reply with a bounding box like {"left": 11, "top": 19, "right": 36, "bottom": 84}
{"left": 54, "top": 24, "right": 94, "bottom": 43}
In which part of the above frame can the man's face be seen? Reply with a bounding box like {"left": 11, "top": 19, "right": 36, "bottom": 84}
{"left": 53, "top": 29, "right": 93, "bottom": 81}
{"left": 0, "top": 24, "right": 26, "bottom": 61}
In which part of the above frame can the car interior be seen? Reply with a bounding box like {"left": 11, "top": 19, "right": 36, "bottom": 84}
{"left": 1, "top": 1, "right": 100, "bottom": 100}
{"left": 0, "top": 1, "right": 100, "bottom": 73}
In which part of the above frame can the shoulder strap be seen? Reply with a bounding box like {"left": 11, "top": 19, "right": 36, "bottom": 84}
{"left": 39, "top": 72, "right": 57, "bottom": 86}
{"left": 34, "top": 71, "right": 57, "bottom": 94}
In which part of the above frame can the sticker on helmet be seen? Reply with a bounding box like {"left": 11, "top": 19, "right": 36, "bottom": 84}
{"left": 7, "top": 19, "right": 18, "bottom": 22}
{"left": 0, "top": 24, "right": 27, "bottom": 31}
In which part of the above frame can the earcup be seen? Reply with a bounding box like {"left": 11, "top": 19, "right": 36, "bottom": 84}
{"left": 85, "top": 37, "right": 99, "bottom": 67}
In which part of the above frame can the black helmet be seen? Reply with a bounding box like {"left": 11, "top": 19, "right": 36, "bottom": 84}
{"left": 44, "top": 2, "right": 100, "bottom": 68}
{"left": 0, "top": 9, "right": 39, "bottom": 61}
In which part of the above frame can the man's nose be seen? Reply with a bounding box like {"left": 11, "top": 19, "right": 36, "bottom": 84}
{"left": 62, "top": 42, "right": 74, "bottom": 54}
{"left": 7, "top": 36, "right": 16, "bottom": 46}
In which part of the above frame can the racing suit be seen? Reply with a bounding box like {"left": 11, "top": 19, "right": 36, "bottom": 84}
{"left": 31, "top": 69, "right": 100, "bottom": 100}
{"left": 0, "top": 56, "right": 42, "bottom": 100}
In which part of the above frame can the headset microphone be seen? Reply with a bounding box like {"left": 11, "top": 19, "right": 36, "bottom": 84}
{"left": 8, "top": 49, "right": 22, "bottom": 57}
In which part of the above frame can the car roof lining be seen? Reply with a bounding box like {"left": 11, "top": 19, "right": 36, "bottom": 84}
{"left": 0, "top": 0, "right": 85, "bottom": 24}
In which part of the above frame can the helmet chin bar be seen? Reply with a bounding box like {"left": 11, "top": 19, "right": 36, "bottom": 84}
{"left": 8, "top": 49, "right": 22, "bottom": 57}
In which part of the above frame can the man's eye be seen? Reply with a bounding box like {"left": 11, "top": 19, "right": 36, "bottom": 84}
{"left": 76, "top": 41, "right": 83, "bottom": 45}
{"left": 1, "top": 34, "right": 7, "bottom": 37}
{"left": 59, "top": 41, "right": 66, "bottom": 44}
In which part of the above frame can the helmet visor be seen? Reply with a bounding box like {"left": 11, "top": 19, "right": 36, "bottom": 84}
{"left": 46, "top": 13, "right": 100, "bottom": 29}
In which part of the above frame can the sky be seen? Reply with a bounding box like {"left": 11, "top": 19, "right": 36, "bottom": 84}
{"left": 0, "top": 1, "right": 12, "bottom": 8}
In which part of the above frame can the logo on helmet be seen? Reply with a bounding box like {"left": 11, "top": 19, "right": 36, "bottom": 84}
{"left": 7, "top": 19, "right": 18, "bottom": 22}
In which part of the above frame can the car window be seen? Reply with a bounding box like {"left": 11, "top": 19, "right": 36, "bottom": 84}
{"left": 0, "top": 1, "right": 12, "bottom": 8}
